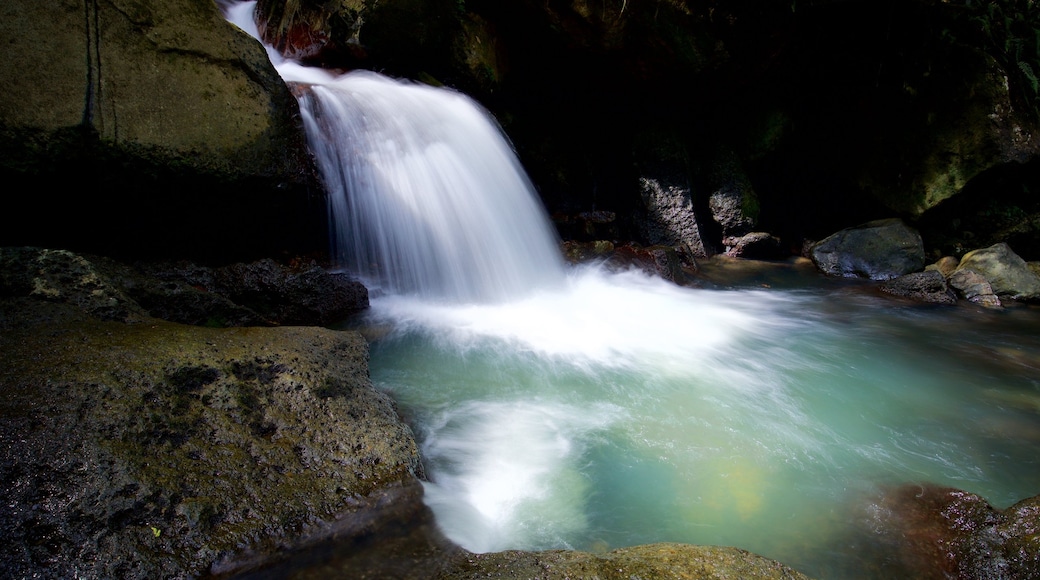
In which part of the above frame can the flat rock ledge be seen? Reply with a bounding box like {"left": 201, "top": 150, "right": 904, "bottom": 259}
{"left": 0, "top": 298, "right": 423, "bottom": 578}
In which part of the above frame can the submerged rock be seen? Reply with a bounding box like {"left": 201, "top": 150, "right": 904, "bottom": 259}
{"left": 809, "top": 218, "right": 926, "bottom": 280}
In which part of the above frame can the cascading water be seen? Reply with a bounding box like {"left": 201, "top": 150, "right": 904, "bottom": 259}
{"left": 295, "top": 72, "right": 566, "bottom": 302}
{"left": 225, "top": 4, "right": 1040, "bottom": 578}
{"left": 227, "top": 2, "right": 564, "bottom": 303}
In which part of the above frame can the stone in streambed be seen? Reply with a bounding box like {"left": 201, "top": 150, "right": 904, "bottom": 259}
{"left": 810, "top": 218, "right": 926, "bottom": 280}
{"left": 878, "top": 270, "right": 957, "bottom": 304}
{"left": 954, "top": 242, "right": 1040, "bottom": 302}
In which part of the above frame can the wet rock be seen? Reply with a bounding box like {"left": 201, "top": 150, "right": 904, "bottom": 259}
{"left": 878, "top": 270, "right": 957, "bottom": 304}
{"left": 561, "top": 240, "right": 616, "bottom": 264}
{"left": 809, "top": 218, "right": 926, "bottom": 280}
{"left": 562, "top": 241, "right": 696, "bottom": 285}
{"left": 608, "top": 243, "right": 697, "bottom": 285}
{"left": 0, "top": 299, "right": 420, "bottom": 578}
{"left": 857, "top": 483, "right": 1040, "bottom": 580}
{"left": 0, "top": 247, "right": 147, "bottom": 323}
{"left": 723, "top": 232, "right": 787, "bottom": 260}
{"left": 954, "top": 242, "right": 1040, "bottom": 301}
{"left": 948, "top": 269, "right": 1002, "bottom": 309}
{"left": 444, "top": 543, "right": 812, "bottom": 580}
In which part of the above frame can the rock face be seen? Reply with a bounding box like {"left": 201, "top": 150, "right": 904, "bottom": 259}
{"left": 809, "top": 219, "right": 926, "bottom": 280}
{"left": 0, "top": 282, "right": 421, "bottom": 577}
{"left": 0, "top": 0, "right": 324, "bottom": 262}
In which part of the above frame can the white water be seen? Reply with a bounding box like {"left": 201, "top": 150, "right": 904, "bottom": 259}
{"left": 225, "top": 5, "right": 1040, "bottom": 577}
{"left": 367, "top": 272, "right": 1040, "bottom": 578}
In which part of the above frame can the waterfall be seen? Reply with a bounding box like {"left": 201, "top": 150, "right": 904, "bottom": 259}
{"left": 226, "top": 3, "right": 565, "bottom": 303}
{"left": 295, "top": 73, "right": 567, "bottom": 302}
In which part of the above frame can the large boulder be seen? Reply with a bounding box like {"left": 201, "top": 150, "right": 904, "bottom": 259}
{"left": 809, "top": 218, "right": 926, "bottom": 280}
{"left": 954, "top": 242, "right": 1040, "bottom": 301}
{"left": 0, "top": 0, "right": 324, "bottom": 263}
{"left": 0, "top": 290, "right": 421, "bottom": 578}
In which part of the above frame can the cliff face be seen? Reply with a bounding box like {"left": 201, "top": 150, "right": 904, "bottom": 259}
{"left": 0, "top": 0, "right": 325, "bottom": 264}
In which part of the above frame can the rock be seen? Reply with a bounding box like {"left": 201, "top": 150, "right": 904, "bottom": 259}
{"left": 723, "top": 232, "right": 787, "bottom": 260}
{"left": 856, "top": 483, "right": 1040, "bottom": 580}
{"left": 0, "top": 300, "right": 421, "bottom": 578}
{"left": 878, "top": 270, "right": 957, "bottom": 304}
{"left": 608, "top": 243, "right": 697, "bottom": 285}
{"left": 561, "top": 240, "right": 616, "bottom": 264}
{"left": 709, "top": 147, "right": 759, "bottom": 239}
{"left": 0, "top": 0, "right": 324, "bottom": 262}
{"left": 948, "top": 269, "right": 1002, "bottom": 308}
{"left": 554, "top": 211, "right": 619, "bottom": 242}
{"left": 0, "top": 247, "right": 148, "bottom": 323}
{"left": 954, "top": 242, "right": 1040, "bottom": 301}
{"left": 442, "top": 543, "right": 812, "bottom": 580}
{"left": 0, "top": 247, "right": 368, "bottom": 328}
{"left": 925, "top": 255, "right": 960, "bottom": 277}
{"left": 809, "top": 218, "right": 926, "bottom": 280}
{"left": 636, "top": 174, "right": 708, "bottom": 259}
{"left": 134, "top": 258, "right": 369, "bottom": 326}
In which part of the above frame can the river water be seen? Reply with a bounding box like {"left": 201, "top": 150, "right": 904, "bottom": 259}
{"left": 359, "top": 261, "right": 1040, "bottom": 578}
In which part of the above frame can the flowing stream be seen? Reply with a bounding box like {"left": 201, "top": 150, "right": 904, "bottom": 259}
{"left": 225, "top": 4, "right": 1040, "bottom": 577}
